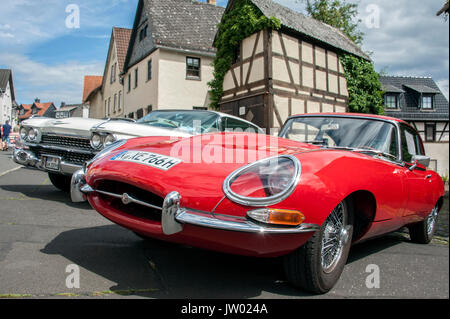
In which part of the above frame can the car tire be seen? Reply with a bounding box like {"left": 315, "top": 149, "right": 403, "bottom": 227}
{"left": 408, "top": 204, "right": 439, "bottom": 244}
{"left": 48, "top": 172, "right": 72, "bottom": 192}
{"left": 283, "top": 199, "right": 354, "bottom": 294}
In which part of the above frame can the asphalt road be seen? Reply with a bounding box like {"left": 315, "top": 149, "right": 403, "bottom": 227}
{"left": 0, "top": 152, "right": 448, "bottom": 299}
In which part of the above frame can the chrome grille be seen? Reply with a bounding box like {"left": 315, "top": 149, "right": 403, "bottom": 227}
{"left": 41, "top": 135, "right": 92, "bottom": 151}
{"left": 96, "top": 180, "right": 164, "bottom": 222}
{"left": 30, "top": 147, "right": 94, "bottom": 165}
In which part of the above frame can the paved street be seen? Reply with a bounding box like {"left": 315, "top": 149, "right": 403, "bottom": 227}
{"left": 0, "top": 152, "right": 448, "bottom": 299}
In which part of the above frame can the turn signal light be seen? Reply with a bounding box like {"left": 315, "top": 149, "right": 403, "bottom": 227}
{"left": 247, "top": 209, "right": 305, "bottom": 226}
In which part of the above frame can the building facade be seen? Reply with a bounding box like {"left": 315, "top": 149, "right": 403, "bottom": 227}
{"left": 218, "top": 0, "right": 370, "bottom": 132}
{"left": 102, "top": 27, "right": 132, "bottom": 119}
{"left": 121, "top": 0, "right": 224, "bottom": 119}
{"left": 0, "top": 69, "right": 16, "bottom": 127}
{"left": 82, "top": 75, "right": 103, "bottom": 119}
{"left": 380, "top": 76, "right": 449, "bottom": 175}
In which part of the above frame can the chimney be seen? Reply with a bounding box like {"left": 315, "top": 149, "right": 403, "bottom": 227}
{"left": 206, "top": 0, "right": 216, "bottom": 5}
{"left": 35, "top": 98, "right": 40, "bottom": 103}
{"left": 61, "top": 102, "right": 66, "bottom": 108}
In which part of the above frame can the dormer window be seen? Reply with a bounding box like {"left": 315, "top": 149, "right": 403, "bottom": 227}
{"left": 421, "top": 95, "right": 433, "bottom": 109}
{"left": 139, "top": 25, "right": 148, "bottom": 42}
{"left": 384, "top": 94, "right": 398, "bottom": 109}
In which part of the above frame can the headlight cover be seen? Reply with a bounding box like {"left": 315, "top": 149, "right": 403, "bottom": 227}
{"left": 223, "top": 155, "right": 301, "bottom": 207}
{"left": 90, "top": 133, "right": 103, "bottom": 149}
{"left": 19, "top": 127, "right": 28, "bottom": 140}
{"left": 28, "top": 128, "right": 37, "bottom": 141}
{"left": 103, "top": 134, "right": 116, "bottom": 147}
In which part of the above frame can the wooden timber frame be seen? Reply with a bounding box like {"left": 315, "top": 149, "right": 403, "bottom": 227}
{"left": 219, "top": 28, "right": 350, "bottom": 133}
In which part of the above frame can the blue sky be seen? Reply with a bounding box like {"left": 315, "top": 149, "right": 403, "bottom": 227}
{"left": 0, "top": 0, "right": 448, "bottom": 106}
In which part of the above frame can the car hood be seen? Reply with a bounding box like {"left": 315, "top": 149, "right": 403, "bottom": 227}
{"left": 91, "top": 121, "right": 193, "bottom": 139}
{"left": 22, "top": 117, "right": 105, "bottom": 138}
{"left": 86, "top": 133, "right": 319, "bottom": 212}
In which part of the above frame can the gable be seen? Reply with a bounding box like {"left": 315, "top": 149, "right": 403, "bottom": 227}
{"left": 124, "top": 0, "right": 224, "bottom": 72}
{"left": 126, "top": 0, "right": 156, "bottom": 70}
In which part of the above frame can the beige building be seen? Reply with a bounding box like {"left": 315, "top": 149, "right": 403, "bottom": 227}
{"left": 83, "top": 28, "right": 132, "bottom": 119}
{"left": 218, "top": 0, "right": 370, "bottom": 132}
{"left": 82, "top": 75, "right": 103, "bottom": 118}
{"left": 102, "top": 27, "right": 132, "bottom": 118}
{"left": 121, "top": 0, "right": 224, "bottom": 119}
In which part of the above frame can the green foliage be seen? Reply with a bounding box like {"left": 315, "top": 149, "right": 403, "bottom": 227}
{"left": 339, "top": 54, "right": 384, "bottom": 114}
{"left": 208, "top": 0, "right": 281, "bottom": 110}
{"left": 304, "top": 0, "right": 364, "bottom": 45}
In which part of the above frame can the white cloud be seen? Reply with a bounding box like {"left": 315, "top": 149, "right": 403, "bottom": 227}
{"left": 0, "top": 53, "right": 104, "bottom": 105}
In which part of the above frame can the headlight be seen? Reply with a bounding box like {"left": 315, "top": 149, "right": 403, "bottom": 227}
{"left": 223, "top": 155, "right": 301, "bottom": 207}
{"left": 90, "top": 133, "right": 103, "bottom": 149}
{"left": 104, "top": 134, "right": 116, "bottom": 147}
{"left": 19, "top": 127, "right": 28, "bottom": 140}
{"left": 28, "top": 128, "right": 37, "bottom": 141}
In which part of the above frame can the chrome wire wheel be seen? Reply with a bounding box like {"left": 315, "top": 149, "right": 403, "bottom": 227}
{"left": 321, "top": 202, "right": 351, "bottom": 274}
{"left": 426, "top": 205, "right": 439, "bottom": 236}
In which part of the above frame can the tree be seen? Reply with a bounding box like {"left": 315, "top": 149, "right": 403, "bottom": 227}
{"left": 303, "top": 0, "right": 364, "bottom": 45}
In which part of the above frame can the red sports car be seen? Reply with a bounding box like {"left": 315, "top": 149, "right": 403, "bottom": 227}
{"left": 71, "top": 113, "right": 445, "bottom": 294}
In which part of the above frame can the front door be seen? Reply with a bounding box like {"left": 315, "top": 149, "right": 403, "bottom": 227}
{"left": 399, "top": 124, "right": 435, "bottom": 218}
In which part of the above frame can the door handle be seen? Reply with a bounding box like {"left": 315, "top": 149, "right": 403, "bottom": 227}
{"left": 426, "top": 174, "right": 432, "bottom": 179}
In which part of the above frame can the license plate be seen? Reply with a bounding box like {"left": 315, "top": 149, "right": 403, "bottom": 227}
{"left": 43, "top": 156, "right": 60, "bottom": 171}
{"left": 111, "top": 151, "right": 182, "bottom": 171}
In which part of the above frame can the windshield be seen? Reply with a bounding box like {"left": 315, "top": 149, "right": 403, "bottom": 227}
{"left": 280, "top": 116, "right": 399, "bottom": 158}
{"left": 136, "top": 111, "right": 218, "bottom": 134}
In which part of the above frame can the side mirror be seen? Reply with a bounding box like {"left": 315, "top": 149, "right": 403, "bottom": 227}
{"left": 409, "top": 155, "right": 430, "bottom": 171}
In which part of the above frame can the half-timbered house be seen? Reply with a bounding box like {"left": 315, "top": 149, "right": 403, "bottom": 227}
{"left": 217, "top": 0, "right": 370, "bottom": 132}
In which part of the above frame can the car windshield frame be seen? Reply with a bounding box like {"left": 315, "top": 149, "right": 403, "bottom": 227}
{"left": 136, "top": 110, "right": 219, "bottom": 134}
{"left": 279, "top": 115, "right": 401, "bottom": 161}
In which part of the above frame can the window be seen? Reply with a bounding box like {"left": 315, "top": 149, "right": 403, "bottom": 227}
{"left": 107, "top": 98, "right": 111, "bottom": 116}
{"left": 400, "top": 124, "right": 423, "bottom": 163}
{"left": 186, "top": 57, "right": 201, "bottom": 79}
{"left": 104, "top": 100, "right": 107, "bottom": 116}
{"left": 134, "top": 68, "right": 138, "bottom": 88}
{"left": 425, "top": 123, "right": 436, "bottom": 142}
{"left": 110, "top": 63, "right": 116, "bottom": 84}
{"left": 147, "top": 105, "right": 153, "bottom": 114}
{"left": 385, "top": 94, "right": 398, "bottom": 109}
{"left": 147, "top": 59, "right": 152, "bottom": 81}
{"left": 223, "top": 117, "right": 259, "bottom": 133}
{"left": 137, "top": 108, "right": 144, "bottom": 119}
{"left": 118, "top": 91, "right": 122, "bottom": 110}
{"left": 139, "top": 25, "right": 148, "bottom": 42}
{"left": 422, "top": 95, "right": 433, "bottom": 109}
{"left": 113, "top": 94, "right": 117, "bottom": 113}
{"left": 127, "top": 74, "right": 131, "bottom": 92}
{"left": 193, "top": 106, "right": 208, "bottom": 110}
{"left": 128, "top": 112, "right": 134, "bottom": 119}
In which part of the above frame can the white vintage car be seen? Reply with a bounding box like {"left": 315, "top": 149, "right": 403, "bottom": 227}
{"left": 13, "top": 110, "right": 263, "bottom": 191}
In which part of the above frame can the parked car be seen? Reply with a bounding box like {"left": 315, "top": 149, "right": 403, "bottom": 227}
{"left": 13, "top": 110, "right": 263, "bottom": 191}
{"left": 71, "top": 113, "right": 445, "bottom": 294}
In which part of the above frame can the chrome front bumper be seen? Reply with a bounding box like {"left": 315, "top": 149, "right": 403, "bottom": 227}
{"left": 71, "top": 169, "right": 320, "bottom": 236}
{"left": 13, "top": 147, "right": 83, "bottom": 176}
